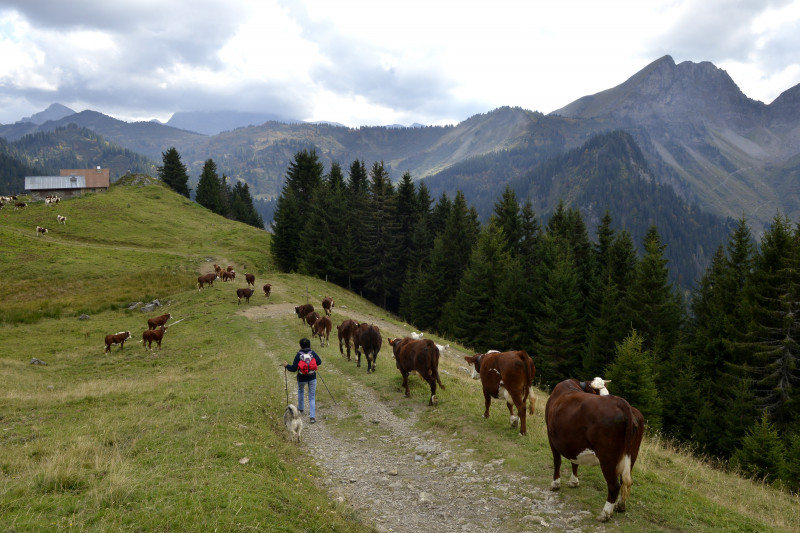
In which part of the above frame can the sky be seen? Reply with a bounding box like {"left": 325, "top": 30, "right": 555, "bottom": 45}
{"left": 1, "top": 0, "right": 800, "bottom": 127}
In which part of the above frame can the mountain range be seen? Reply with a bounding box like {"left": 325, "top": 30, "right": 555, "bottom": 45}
{"left": 2, "top": 54, "right": 799, "bottom": 284}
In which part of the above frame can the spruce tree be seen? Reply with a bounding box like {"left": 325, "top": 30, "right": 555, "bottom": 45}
{"left": 606, "top": 330, "right": 663, "bottom": 430}
{"left": 730, "top": 413, "right": 787, "bottom": 483}
{"left": 493, "top": 185, "right": 522, "bottom": 256}
{"left": 157, "top": 147, "right": 190, "bottom": 197}
{"left": 195, "top": 158, "right": 224, "bottom": 215}
{"left": 229, "top": 181, "right": 264, "bottom": 228}
{"left": 362, "top": 162, "right": 401, "bottom": 309}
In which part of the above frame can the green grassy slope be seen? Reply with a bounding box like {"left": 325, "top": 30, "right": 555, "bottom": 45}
{"left": 1, "top": 181, "right": 797, "bottom": 531}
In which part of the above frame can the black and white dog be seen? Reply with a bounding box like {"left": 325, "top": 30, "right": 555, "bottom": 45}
{"left": 283, "top": 404, "right": 303, "bottom": 444}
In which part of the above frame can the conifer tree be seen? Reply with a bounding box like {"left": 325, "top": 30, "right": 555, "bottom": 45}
{"left": 730, "top": 413, "right": 787, "bottom": 483}
{"left": 195, "top": 158, "right": 224, "bottom": 215}
{"left": 362, "top": 162, "right": 401, "bottom": 309}
{"left": 157, "top": 147, "right": 190, "bottom": 197}
{"left": 270, "top": 187, "right": 302, "bottom": 271}
{"left": 229, "top": 180, "right": 263, "bottom": 228}
{"left": 606, "top": 330, "right": 663, "bottom": 430}
{"left": 493, "top": 185, "right": 522, "bottom": 256}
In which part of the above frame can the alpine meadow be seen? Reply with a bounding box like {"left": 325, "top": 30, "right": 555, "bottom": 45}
{"left": 1, "top": 176, "right": 799, "bottom": 531}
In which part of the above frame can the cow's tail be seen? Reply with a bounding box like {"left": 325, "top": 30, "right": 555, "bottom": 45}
{"left": 432, "top": 345, "right": 445, "bottom": 390}
{"left": 619, "top": 400, "right": 638, "bottom": 506}
{"left": 517, "top": 351, "right": 534, "bottom": 414}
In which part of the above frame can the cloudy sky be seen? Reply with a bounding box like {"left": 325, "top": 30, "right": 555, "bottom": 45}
{"left": 1, "top": 0, "right": 799, "bottom": 127}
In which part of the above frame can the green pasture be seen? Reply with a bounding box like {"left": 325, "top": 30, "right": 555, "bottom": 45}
{"left": 1, "top": 182, "right": 798, "bottom": 531}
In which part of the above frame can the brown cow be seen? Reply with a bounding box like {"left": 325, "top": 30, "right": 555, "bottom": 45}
{"left": 337, "top": 319, "right": 359, "bottom": 360}
{"left": 214, "top": 264, "right": 222, "bottom": 274}
{"left": 263, "top": 283, "right": 272, "bottom": 298}
{"left": 322, "top": 296, "right": 334, "bottom": 316}
{"left": 142, "top": 326, "right": 167, "bottom": 351}
{"left": 245, "top": 273, "right": 255, "bottom": 287}
{"left": 221, "top": 271, "right": 234, "bottom": 282}
{"left": 305, "top": 311, "right": 321, "bottom": 329}
{"left": 387, "top": 337, "right": 444, "bottom": 405}
{"left": 226, "top": 265, "right": 234, "bottom": 272}
{"left": 236, "top": 287, "right": 255, "bottom": 304}
{"left": 198, "top": 272, "right": 217, "bottom": 290}
{"left": 545, "top": 378, "right": 645, "bottom": 522}
{"left": 147, "top": 313, "right": 172, "bottom": 330}
{"left": 464, "top": 350, "right": 536, "bottom": 435}
{"left": 312, "top": 315, "right": 332, "bottom": 346}
{"left": 355, "top": 324, "right": 381, "bottom": 372}
{"left": 295, "top": 304, "right": 314, "bottom": 321}
{"left": 104, "top": 331, "right": 131, "bottom": 353}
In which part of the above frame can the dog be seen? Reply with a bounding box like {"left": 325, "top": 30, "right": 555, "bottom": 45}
{"left": 283, "top": 404, "right": 303, "bottom": 444}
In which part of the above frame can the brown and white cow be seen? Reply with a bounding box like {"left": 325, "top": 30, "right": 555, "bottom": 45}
{"left": 263, "top": 283, "right": 272, "bottom": 298}
{"left": 237, "top": 287, "right": 255, "bottom": 304}
{"left": 142, "top": 326, "right": 167, "bottom": 351}
{"left": 545, "top": 378, "right": 645, "bottom": 522}
{"left": 295, "top": 304, "right": 314, "bottom": 321}
{"left": 36, "top": 226, "right": 48, "bottom": 235}
{"left": 387, "top": 337, "right": 444, "bottom": 404}
{"left": 321, "top": 296, "right": 334, "bottom": 316}
{"left": 305, "top": 311, "right": 321, "bottom": 330}
{"left": 312, "top": 315, "right": 332, "bottom": 346}
{"left": 352, "top": 323, "right": 381, "bottom": 371}
{"left": 337, "top": 319, "right": 359, "bottom": 360}
{"left": 464, "top": 350, "right": 536, "bottom": 435}
{"left": 147, "top": 313, "right": 172, "bottom": 330}
{"left": 198, "top": 272, "right": 217, "bottom": 290}
{"left": 104, "top": 331, "right": 132, "bottom": 353}
{"left": 245, "top": 273, "right": 255, "bottom": 287}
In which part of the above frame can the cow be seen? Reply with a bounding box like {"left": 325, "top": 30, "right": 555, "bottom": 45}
{"left": 226, "top": 265, "right": 234, "bottom": 272}
{"left": 295, "top": 304, "right": 315, "bottom": 321}
{"left": 263, "top": 283, "right": 272, "bottom": 298}
{"left": 142, "top": 326, "right": 167, "bottom": 351}
{"left": 321, "top": 296, "right": 334, "bottom": 316}
{"left": 221, "top": 271, "right": 234, "bottom": 282}
{"left": 354, "top": 324, "right": 382, "bottom": 372}
{"left": 57, "top": 215, "right": 66, "bottom": 224}
{"left": 104, "top": 331, "right": 131, "bottom": 353}
{"left": 312, "top": 315, "right": 332, "bottom": 346}
{"left": 237, "top": 287, "right": 255, "bottom": 304}
{"left": 36, "top": 226, "right": 48, "bottom": 235}
{"left": 245, "top": 273, "right": 255, "bottom": 287}
{"left": 411, "top": 331, "right": 423, "bottom": 340}
{"left": 387, "top": 337, "right": 444, "bottom": 405}
{"left": 463, "top": 350, "right": 536, "bottom": 435}
{"left": 15, "top": 202, "right": 26, "bottom": 209}
{"left": 305, "top": 311, "right": 321, "bottom": 329}
{"left": 337, "top": 319, "right": 359, "bottom": 360}
{"left": 214, "top": 264, "right": 222, "bottom": 274}
{"left": 198, "top": 272, "right": 218, "bottom": 290}
{"left": 147, "top": 313, "right": 172, "bottom": 330}
{"left": 545, "top": 378, "right": 645, "bottom": 522}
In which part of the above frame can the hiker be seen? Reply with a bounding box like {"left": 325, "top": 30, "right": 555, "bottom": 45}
{"left": 283, "top": 338, "right": 322, "bottom": 423}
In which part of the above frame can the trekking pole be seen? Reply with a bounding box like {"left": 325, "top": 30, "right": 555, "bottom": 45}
{"left": 316, "top": 371, "right": 337, "bottom": 405}
{"left": 284, "top": 367, "right": 289, "bottom": 406}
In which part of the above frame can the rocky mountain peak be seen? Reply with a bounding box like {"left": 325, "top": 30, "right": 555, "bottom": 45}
{"left": 17, "top": 103, "right": 76, "bottom": 125}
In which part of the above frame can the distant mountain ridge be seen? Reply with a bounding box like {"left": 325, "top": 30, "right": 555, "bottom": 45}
{"left": 16, "top": 103, "right": 75, "bottom": 125}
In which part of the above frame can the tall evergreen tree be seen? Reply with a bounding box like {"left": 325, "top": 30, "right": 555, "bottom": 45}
{"left": 195, "top": 158, "right": 224, "bottom": 215}
{"left": 606, "top": 330, "right": 663, "bottom": 430}
{"left": 493, "top": 185, "right": 522, "bottom": 256}
{"left": 362, "top": 162, "right": 401, "bottom": 309}
{"left": 229, "top": 181, "right": 264, "bottom": 228}
{"left": 270, "top": 187, "right": 302, "bottom": 271}
{"left": 157, "top": 147, "right": 190, "bottom": 197}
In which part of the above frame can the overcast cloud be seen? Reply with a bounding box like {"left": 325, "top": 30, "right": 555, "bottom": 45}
{"left": 1, "top": 0, "right": 799, "bottom": 126}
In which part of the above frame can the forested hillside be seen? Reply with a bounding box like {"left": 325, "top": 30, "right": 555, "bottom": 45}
{"left": 271, "top": 147, "right": 800, "bottom": 491}
{"left": 0, "top": 138, "right": 43, "bottom": 195}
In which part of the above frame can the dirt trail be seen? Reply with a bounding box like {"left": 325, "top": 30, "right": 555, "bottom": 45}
{"left": 246, "top": 304, "right": 600, "bottom": 533}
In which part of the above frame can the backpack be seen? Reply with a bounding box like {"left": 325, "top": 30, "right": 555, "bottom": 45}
{"left": 297, "top": 351, "right": 317, "bottom": 375}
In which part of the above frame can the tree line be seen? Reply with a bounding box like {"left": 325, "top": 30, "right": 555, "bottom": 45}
{"left": 158, "top": 147, "right": 264, "bottom": 229}
{"left": 271, "top": 148, "right": 800, "bottom": 491}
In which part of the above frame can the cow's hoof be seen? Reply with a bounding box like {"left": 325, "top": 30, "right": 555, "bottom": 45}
{"left": 550, "top": 479, "right": 561, "bottom": 491}
{"left": 482, "top": 413, "right": 489, "bottom": 418}
{"left": 519, "top": 430, "right": 527, "bottom": 436}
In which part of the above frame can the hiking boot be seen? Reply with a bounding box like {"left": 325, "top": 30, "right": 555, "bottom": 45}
{"left": 310, "top": 418, "right": 316, "bottom": 424}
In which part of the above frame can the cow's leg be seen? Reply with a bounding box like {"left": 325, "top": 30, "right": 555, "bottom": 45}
{"left": 598, "top": 460, "right": 622, "bottom": 522}
{"left": 568, "top": 462, "right": 580, "bottom": 487}
{"left": 419, "top": 370, "right": 438, "bottom": 405}
{"left": 550, "top": 446, "right": 562, "bottom": 491}
{"left": 402, "top": 372, "right": 410, "bottom": 397}
{"left": 482, "top": 391, "right": 491, "bottom": 418}
{"left": 346, "top": 342, "right": 351, "bottom": 361}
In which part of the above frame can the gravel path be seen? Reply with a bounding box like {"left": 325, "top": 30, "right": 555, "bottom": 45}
{"left": 246, "top": 303, "right": 603, "bottom": 533}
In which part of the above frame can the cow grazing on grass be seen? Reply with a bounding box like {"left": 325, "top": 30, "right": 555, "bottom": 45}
{"left": 237, "top": 287, "right": 255, "bottom": 304}
{"left": 312, "top": 315, "right": 332, "bottom": 346}
{"left": 245, "top": 273, "right": 255, "bottom": 287}
{"left": 305, "top": 311, "right": 321, "bottom": 329}
{"left": 337, "top": 319, "right": 359, "bottom": 360}
{"left": 147, "top": 313, "right": 172, "bottom": 330}
{"left": 57, "top": 215, "right": 66, "bottom": 224}
{"left": 387, "top": 337, "right": 444, "bottom": 405}
{"left": 198, "top": 272, "right": 218, "bottom": 290}
{"left": 464, "top": 350, "right": 536, "bottom": 435}
{"left": 322, "top": 296, "right": 334, "bottom": 316}
{"left": 221, "top": 271, "right": 234, "bottom": 282}
{"left": 104, "top": 331, "right": 132, "bottom": 353}
{"left": 263, "top": 283, "right": 272, "bottom": 298}
{"left": 356, "top": 324, "right": 381, "bottom": 372}
{"left": 36, "top": 226, "right": 48, "bottom": 235}
{"left": 15, "top": 202, "right": 27, "bottom": 209}
{"left": 295, "top": 304, "right": 314, "bottom": 321}
{"left": 545, "top": 378, "right": 644, "bottom": 522}
{"left": 142, "top": 326, "right": 167, "bottom": 351}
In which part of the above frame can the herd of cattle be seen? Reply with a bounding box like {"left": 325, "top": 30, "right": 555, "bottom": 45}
{"left": 102, "top": 262, "right": 643, "bottom": 523}
{"left": 2, "top": 193, "right": 67, "bottom": 236}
